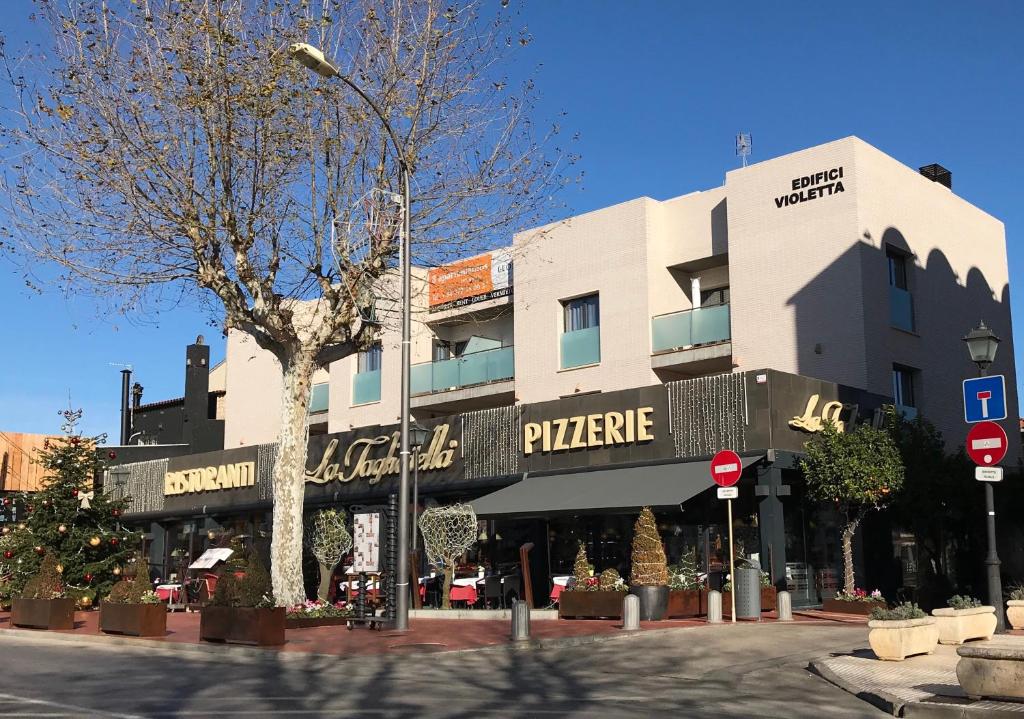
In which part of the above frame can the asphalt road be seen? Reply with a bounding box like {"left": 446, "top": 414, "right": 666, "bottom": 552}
{"left": 0, "top": 622, "right": 885, "bottom": 718}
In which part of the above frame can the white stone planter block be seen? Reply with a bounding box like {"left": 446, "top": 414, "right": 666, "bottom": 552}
{"left": 1007, "top": 600, "right": 1024, "bottom": 631}
{"left": 867, "top": 616, "right": 938, "bottom": 661}
{"left": 956, "top": 640, "right": 1024, "bottom": 701}
{"left": 931, "top": 606, "right": 996, "bottom": 645}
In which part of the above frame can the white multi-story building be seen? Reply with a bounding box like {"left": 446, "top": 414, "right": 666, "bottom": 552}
{"left": 222, "top": 136, "right": 1018, "bottom": 457}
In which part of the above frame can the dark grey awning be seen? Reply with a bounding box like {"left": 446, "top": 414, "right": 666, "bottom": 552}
{"left": 470, "top": 456, "right": 763, "bottom": 518}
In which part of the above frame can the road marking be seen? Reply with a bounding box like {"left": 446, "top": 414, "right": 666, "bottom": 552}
{"left": 0, "top": 692, "right": 143, "bottom": 719}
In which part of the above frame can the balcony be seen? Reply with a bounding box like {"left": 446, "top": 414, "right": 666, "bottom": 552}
{"left": 650, "top": 305, "right": 732, "bottom": 376}
{"left": 560, "top": 326, "right": 601, "bottom": 369}
{"left": 890, "top": 286, "right": 914, "bottom": 332}
{"left": 352, "top": 369, "right": 381, "bottom": 405}
{"left": 309, "top": 383, "right": 329, "bottom": 414}
{"left": 411, "top": 346, "right": 515, "bottom": 413}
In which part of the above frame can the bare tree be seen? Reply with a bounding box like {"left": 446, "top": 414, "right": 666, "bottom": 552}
{"left": 0, "top": 0, "right": 575, "bottom": 605}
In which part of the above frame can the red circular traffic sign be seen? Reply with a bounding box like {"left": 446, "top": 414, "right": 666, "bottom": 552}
{"left": 966, "top": 421, "right": 1008, "bottom": 467}
{"left": 710, "top": 450, "right": 743, "bottom": 487}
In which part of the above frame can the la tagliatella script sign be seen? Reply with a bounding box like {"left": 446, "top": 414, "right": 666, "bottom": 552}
{"left": 304, "top": 424, "right": 458, "bottom": 485}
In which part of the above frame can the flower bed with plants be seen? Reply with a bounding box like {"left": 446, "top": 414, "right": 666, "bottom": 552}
{"left": 100, "top": 556, "right": 166, "bottom": 637}
{"left": 822, "top": 588, "right": 886, "bottom": 615}
{"left": 285, "top": 600, "right": 353, "bottom": 628}
{"left": 557, "top": 544, "right": 627, "bottom": 619}
{"left": 868, "top": 602, "right": 938, "bottom": 661}
{"left": 931, "top": 595, "right": 995, "bottom": 645}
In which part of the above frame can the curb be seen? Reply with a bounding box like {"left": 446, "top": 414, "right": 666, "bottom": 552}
{"left": 0, "top": 622, "right": 690, "bottom": 666}
{"left": 807, "top": 658, "right": 905, "bottom": 717}
{"left": 903, "top": 700, "right": 1024, "bottom": 719}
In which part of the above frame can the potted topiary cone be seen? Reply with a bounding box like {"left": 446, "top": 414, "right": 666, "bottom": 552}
{"left": 628, "top": 507, "right": 669, "bottom": 621}
{"left": 11, "top": 554, "right": 76, "bottom": 630}
{"left": 100, "top": 555, "right": 166, "bottom": 637}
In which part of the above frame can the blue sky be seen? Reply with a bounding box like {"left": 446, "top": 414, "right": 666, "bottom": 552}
{"left": 1, "top": 1, "right": 1022, "bottom": 438}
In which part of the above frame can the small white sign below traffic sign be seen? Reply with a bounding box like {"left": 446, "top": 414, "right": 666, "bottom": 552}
{"left": 717, "top": 486, "right": 738, "bottom": 500}
{"left": 975, "top": 466, "right": 1003, "bottom": 482}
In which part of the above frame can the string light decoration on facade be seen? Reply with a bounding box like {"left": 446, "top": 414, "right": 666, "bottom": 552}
{"left": 418, "top": 504, "right": 478, "bottom": 609}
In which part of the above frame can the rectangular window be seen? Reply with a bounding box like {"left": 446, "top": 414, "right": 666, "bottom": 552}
{"left": 888, "top": 252, "right": 908, "bottom": 290}
{"left": 309, "top": 383, "right": 329, "bottom": 414}
{"left": 700, "top": 286, "right": 730, "bottom": 307}
{"left": 892, "top": 365, "right": 916, "bottom": 408}
{"left": 563, "top": 294, "right": 599, "bottom": 332}
{"left": 357, "top": 344, "right": 382, "bottom": 373}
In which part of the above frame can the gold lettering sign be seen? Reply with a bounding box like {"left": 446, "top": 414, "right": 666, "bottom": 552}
{"left": 305, "top": 424, "right": 458, "bottom": 486}
{"left": 524, "top": 407, "right": 655, "bottom": 455}
{"left": 788, "top": 394, "right": 858, "bottom": 433}
{"left": 164, "top": 461, "right": 256, "bottom": 496}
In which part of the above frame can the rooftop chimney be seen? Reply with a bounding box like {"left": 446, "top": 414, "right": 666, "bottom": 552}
{"left": 919, "top": 163, "right": 952, "bottom": 190}
{"left": 183, "top": 337, "right": 210, "bottom": 448}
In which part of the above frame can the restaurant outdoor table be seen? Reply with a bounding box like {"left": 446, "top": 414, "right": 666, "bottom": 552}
{"left": 550, "top": 575, "right": 570, "bottom": 602}
{"left": 449, "top": 584, "right": 478, "bottom": 606}
{"left": 154, "top": 584, "right": 181, "bottom": 603}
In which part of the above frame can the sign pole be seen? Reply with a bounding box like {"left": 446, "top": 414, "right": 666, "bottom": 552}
{"left": 727, "top": 498, "right": 736, "bottom": 624}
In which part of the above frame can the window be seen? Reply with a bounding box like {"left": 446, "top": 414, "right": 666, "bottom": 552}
{"left": 357, "top": 344, "right": 382, "bottom": 373}
{"left": 892, "top": 365, "right": 916, "bottom": 409}
{"left": 563, "top": 294, "right": 599, "bottom": 332}
{"left": 888, "top": 251, "right": 908, "bottom": 290}
{"left": 309, "top": 383, "right": 329, "bottom": 414}
{"left": 700, "top": 286, "right": 730, "bottom": 307}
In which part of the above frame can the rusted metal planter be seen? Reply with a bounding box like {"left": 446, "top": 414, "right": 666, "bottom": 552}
{"left": 667, "top": 589, "right": 704, "bottom": 618}
{"left": 285, "top": 615, "right": 351, "bottom": 629}
{"left": 99, "top": 602, "right": 167, "bottom": 637}
{"left": 557, "top": 590, "right": 625, "bottom": 619}
{"left": 822, "top": 598, "right": 884, "bottom": 616}
{"left": 200, "top": 606, "right": 286, "bottom": 646}
{"left": 11, "top": 597, "right": 76, "bottom": 630}
{"left": 761, "top": 587, "right": 777, "bottom": 612}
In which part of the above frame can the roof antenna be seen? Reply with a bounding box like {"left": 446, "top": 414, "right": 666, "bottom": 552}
{"left": 735, "top": 133, "right": 752, "bottom": 168}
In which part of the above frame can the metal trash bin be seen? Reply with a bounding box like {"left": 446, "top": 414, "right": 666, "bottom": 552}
{"left": 733, "top": 558, "right": 762, "bottom": 620}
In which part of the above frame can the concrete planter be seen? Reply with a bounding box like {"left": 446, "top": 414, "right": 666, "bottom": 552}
{"left": 867, "top": 616, "right": 938, "bottom": 661}
{"left": 1007, "top": 600, "right": 1024, "bottom": 630}
{"left": 956, "top": 642, "right": 1024, "bottom": 701}
{"left": 931, "top": 605, "right": 996, "bottom": 645}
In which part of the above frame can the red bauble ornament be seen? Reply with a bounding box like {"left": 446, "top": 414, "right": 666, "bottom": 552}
{"left": 108, "top": 451, "right": 117, "bottom": 460}
{"left": 42, "top": 498, "right": 50, "bottom": 507}
{"left": 84, "top": 573, "right": 93, "bottom": 582}
{"left": 26, "top": 505, "right": 33, "bottom": 513}
{"left": 72, "top": 489, "right": 79, "bottom": 497}
{"left": 2, "top": 497, "right": 10, "bottom": 507}
{"left": 112, "top": 508, "right": 121, "bottom": 518}
{"left": 109, "top": 537, "right": 119, "bottom": 546}
{"left": 2, "top": 550, "right": 12, "bottom": 559}
{"left": 34, "top": 546, "right": 44, "bottom": 555}
{"left": 70, "top": 437, "right": 80, "bottom": 445}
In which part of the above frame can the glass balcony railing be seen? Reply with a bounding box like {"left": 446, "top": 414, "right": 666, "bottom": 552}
{"left": 411, "top": 346, "right": 514, "bottom": 395}
{"left": 890, "top": 286, "right": 914, "bottom": 332}
{"left": 651, "top": 304, "right": 731, "bottom": 353}
{"left": 309, "top": 383, "right": 329, "bottom": 414}
{"left": 560, "top": 326, "right": 601, "bottom": 369}
{"left": 352, "top": 369, "right": 381, "bottom": 405}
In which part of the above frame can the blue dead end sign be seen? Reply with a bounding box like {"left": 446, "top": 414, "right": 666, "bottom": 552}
{"left": 963, "top": 375, "right": 1007, "bottom": 423}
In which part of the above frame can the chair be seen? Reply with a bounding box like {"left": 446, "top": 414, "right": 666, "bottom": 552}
{"left": 502, "top": 573, "right": 521, "bottom": 606}
{"left": 482, "top": 576, "right": 503, "bottom": 609}
{"left": 202, "top": 573, "right": 219, "bottom": 600}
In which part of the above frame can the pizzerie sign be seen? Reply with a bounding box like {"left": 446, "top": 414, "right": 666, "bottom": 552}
{"left": 524, "top": 407, "right": 655, "bottom": 455}
{"left": 788, "top": 394, "right": 859, "bottom": 434}
{"left": 305, "top": 424, "right": 458, "bottom": 485}
{"left": 164, "top": 461, "right": 256, "bottom": 496}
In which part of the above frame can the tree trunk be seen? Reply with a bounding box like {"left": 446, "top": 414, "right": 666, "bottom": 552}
{"left": 317, "top": 561, "right": 336, "bottom": 602}
{"left": 270, "top": 355, "right": 316, "bottom": 607}
{"left": 442, "top": 563, "right": 453, "bottom": 610}
{"left": 841, "top": 515, "right": 862, "bottom": 596}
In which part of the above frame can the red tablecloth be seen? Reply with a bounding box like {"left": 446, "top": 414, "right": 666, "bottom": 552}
{"left": 450, "top": 585, "right": 477, "bottom": 605}
{"left": 550, "top": 583, "right": 564, "bottom": 602}
{"left": 155, "top": 587, "right": 180, "bottom": 602}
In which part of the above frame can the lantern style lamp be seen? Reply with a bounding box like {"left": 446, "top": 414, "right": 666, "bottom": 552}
{"left": 409, "top": 422, "right": 430, "bottom": 451}
{"left": 962, "top": 321, "right": 1000, "bottom": 374}
{"left": 409, "top": 422, "right": 430, "bottom": 556}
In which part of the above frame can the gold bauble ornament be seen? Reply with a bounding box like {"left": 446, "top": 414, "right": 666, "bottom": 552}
{"left": 77, "top": 596, "right": 93, "bottom": 608}
{"left": 58, "top": 525, "right": 67, "bottom": 534}
{"left": 89, "top": 536, "right": 101, "bottom": 547}
{"left": 56, "top": 563, "right": 64, "bottom": 574}
{"left": 113, "top": 566, "right": 121, "bottom": 576}
{"left": 17, "top": 523, "right": 25, "bottom": 530}
{"left": 1, "top": 527, "right": 9, "bottom": 535}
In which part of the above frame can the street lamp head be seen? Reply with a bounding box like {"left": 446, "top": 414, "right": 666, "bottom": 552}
{"left": 410, "top": 421, "right": 430, "bottom": 450}
{"left": 288, "top": 42, "right": 339, "bottom": 78}
{"left": 962, "top": 320, "right": 1001, "bottom": 371}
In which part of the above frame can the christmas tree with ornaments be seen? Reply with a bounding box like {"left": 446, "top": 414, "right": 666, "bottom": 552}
{"left": 0, "top": 409, "right": 137, "bottom": 609}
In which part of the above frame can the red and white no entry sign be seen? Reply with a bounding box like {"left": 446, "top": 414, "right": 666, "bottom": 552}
{"left": 710, "top": 450, "right": 742, "bottom": 487}
{"left": 966, "top": 421, "right": 1008, "bottom": 467}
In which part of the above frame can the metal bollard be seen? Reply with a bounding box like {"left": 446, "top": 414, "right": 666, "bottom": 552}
{"left": 622, "top": 593, "right": 640, "bottom": 631}
{"left": 511, "top": 600, "right": 531, "bottom": 641}
{"left": 707, "top": 590, "right": 723, "bottom": 624}
{"left": 776, "top": 591, "right": 793, "bottom": 621}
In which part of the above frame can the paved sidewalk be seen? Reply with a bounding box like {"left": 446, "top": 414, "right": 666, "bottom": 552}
{"left": 811, "top": 638, "right": 1024, "bottom": 718}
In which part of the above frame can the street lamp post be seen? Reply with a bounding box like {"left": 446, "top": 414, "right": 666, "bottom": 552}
{"left": 962, "top": 320, "right": 1005, "bottom": 633}
{"left": 409, "top": 422, "right": 430, "bottom": 553}
{"left": 290, "top": 43, "right": 415, "bottom": 631}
